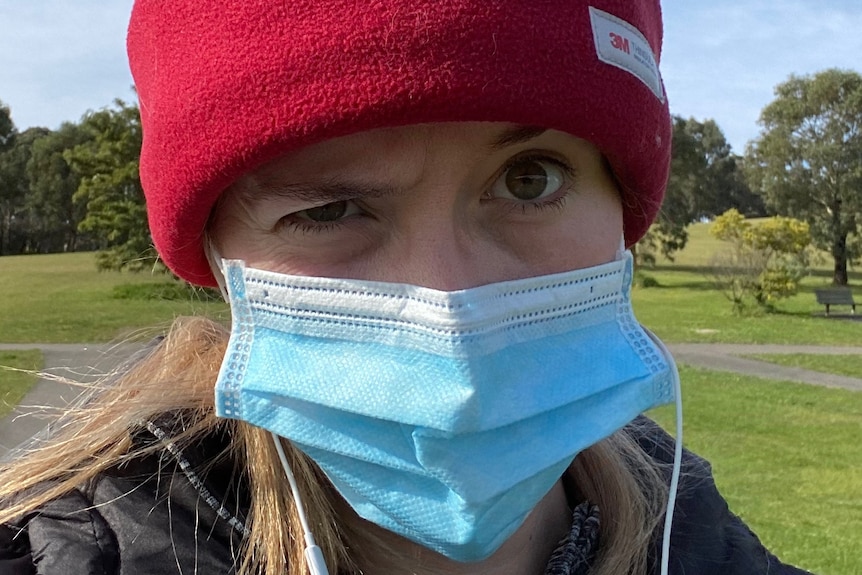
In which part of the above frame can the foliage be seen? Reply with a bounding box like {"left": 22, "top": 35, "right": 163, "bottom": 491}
{"left": 0, "top": 126, "right": 76, "bottom": 255}
{"left": 26, "top": 123, "right": 94, "bottom": 253}
{"left": 635, "top": 224, "right": 687, "bottom": 266}
{"left": 65, "top": 100, "right": 156, "bottom": 273}
{"left": 638, "top": 116, "right": 760, "bottom": 265}
{"left": 708, "top": 209, "right": 811, "bottom": 312}
{"left": 0, "top": 99, "right": 14, "bottom": 150}
{"left": 0, "top": 97, "right": 142, "bottom": 259}
{"left": 746, "top": 68, "right": 862, "bottom": 286}
{"left": 0, "top": 102, "right": 21, "bottom": 254}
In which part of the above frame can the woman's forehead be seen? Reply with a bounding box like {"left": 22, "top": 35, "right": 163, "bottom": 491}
{"left": 237, "top": 123, "right": 591, "bottom": 189}
{"left": 263, "top": 122, "right": 547, "bottom": 162}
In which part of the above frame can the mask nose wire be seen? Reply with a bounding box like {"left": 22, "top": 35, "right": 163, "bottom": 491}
{"left": 272, "top": 433, "right": 331, "bottom": 575}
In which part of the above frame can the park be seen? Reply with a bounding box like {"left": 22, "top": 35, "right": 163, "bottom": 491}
{"left": 0, "top": 62, "right": 860, "bottom": 573}
{"left": 0, "top": 223, "right": 860, "bottom": 574}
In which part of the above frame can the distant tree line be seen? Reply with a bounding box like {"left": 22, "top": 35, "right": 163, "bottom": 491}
{"left": 0, "top": 68, "right": 860, "bottom": 284}
{"left": 0, "top": 99, "right": 151, "bottom": 271}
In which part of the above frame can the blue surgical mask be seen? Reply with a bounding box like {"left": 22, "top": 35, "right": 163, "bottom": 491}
{"left": 214, "top": 251, "right": 676, "bottom": 562}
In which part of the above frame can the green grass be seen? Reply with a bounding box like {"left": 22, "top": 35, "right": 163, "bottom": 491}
{"left": 649, "top": 365, "right": 862, "bottom": 575}
{"left": 631, "top": 221, "right": 862, "bottom": 344}
{"left": 1, "top": 248, "right": 859, "bottom": 345}
{"left": 0, "top": 252, "right": 228, "bottom": 343}
{"left": 632, "top": 269, "right": 862, "bottom": 344}
{"left": 654, "top": 220, "right": 851, "bottom": 273}
{"left": 0, "top": 350, "right": 42, "bottom": 419}
{"left": 746, "top": 354, "right": 862, "bottom": 379}
{"left": 653, "top": 220, "right": 728, "bottom": 267}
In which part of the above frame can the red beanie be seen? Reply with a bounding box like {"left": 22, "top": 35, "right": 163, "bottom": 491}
{"left": 128, "top": 0, "right": 671, "bottom": 287}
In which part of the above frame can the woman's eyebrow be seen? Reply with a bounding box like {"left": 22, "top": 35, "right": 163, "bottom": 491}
{"left": 249, "top": 180, "right": 397, "bottom": 204}
{"left": 488, "top": 125, "right": 548, "bottom": 151}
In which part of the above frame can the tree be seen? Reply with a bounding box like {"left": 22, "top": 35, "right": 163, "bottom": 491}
{"left": 27, "top": 123, "right": 92, "bottom": 253}
{"left": 0, "top": 100, "right": 20, "bottom": 254}
{"left": 746, "top": 69, "right": 862, "bottom": 285}
{"left": 0, "top": 100, "right": 14, "bottom": 150}
{"left": 66, "top": 100, "right": 153, "bottom": 271}
{"left": 638, "top": 116, "right": 760, "bottom": 264}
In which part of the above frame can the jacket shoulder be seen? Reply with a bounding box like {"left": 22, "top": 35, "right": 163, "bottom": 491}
{"left": 1, "top": 419, "right": 246, "bottom": 575}
{"left": 628, "top": 417, "right": 816, "bottom": 575}
{"left": 1, "top": 487, "right": 118, "bottom": 575}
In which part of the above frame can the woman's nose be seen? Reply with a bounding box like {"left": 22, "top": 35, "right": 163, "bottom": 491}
{"left": 373, "top": 213, "right": 522, "bottom": 291}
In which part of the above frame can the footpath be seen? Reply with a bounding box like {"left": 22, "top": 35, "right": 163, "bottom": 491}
{"left": 0, "top": 343, "right": 140, "bottom": 460}
{"left": 1, "top": 342, "right": 862, "bottom": 460}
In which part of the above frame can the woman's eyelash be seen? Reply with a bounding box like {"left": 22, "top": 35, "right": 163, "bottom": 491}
{"left": 505, "top": 194, "right": 570, "bottom": 215}
{"left": 503, "top": 153, "right": 576, "bottom": 178}
{"left": 276, "top": 214, "right": 350, "bottom": 235}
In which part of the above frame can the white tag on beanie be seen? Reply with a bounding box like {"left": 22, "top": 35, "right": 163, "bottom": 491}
{"left": 589, "top": 6, "right": 665, "bottom": 102}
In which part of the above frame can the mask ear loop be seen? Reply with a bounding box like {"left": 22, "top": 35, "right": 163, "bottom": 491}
{"left": 644, "top": 330, "right": 684, "bottom": 575}
{"left": 616, "top": 236, "right": 627, "bottom": 260}
{"left": 272, "top": 433, "right": 331, "bottom": 575}
{"left": 204, "top": 239, "right": 230, "bottom": 301}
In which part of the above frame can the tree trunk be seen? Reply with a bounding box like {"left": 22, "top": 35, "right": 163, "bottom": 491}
{"left": 0, "top": 210, "right": 9, "bottom": 255}
{"left": 831, "top": 231, "right": 849, "bottom": 286}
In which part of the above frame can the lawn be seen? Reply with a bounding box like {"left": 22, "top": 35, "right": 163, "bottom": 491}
{"left": 632, "top": 269, "right": 862, "bottom": 344}
{"left": 747, "top": 354, "right": 862, "bottom": 379}
{"left": 0, "top": 246, "right": 859, "bottom": 345}
{"left": 0, "top": 350, "right": 42, "bottom": 419}
{"left": 650, "top": 365, "right": 862, "bottom": 575}
{"left": 0, "top": 252, "right": 228, "bottom": 343}
{"left": 633, "top": 221, "right": 862, "bottom": 344}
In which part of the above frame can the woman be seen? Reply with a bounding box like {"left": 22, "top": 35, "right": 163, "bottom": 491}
{"left": 0, "top": 1, "right": 811, "bottom": 574}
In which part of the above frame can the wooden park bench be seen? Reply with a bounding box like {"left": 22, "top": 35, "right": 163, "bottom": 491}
{"left": 814, "top": 287, "right": 857, "bottom": 316}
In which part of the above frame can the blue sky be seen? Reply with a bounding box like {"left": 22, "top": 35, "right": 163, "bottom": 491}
{"left": 1, "top": 1, "right": 860, "bottom": 154}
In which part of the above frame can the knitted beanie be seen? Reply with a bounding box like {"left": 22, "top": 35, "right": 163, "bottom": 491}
{"left": 128, "top": 0, "right": 671, "bottom": 287}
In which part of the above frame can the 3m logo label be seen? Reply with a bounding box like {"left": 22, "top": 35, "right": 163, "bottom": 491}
{"left": 589, "top": 7, "right": 664, "bottom": 102}
{"left": 609, "top": 32, "right": 630, "bottom": 54}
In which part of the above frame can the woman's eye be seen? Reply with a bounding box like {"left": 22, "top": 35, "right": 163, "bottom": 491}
{"left": 294, "top": 200, "right": 359, "bottom": 223}
{"left": 490, "top": 158, "right": 568, "bottom": 202}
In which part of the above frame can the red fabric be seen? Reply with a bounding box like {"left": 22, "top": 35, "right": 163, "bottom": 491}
{"left": 128, "top": 0, "right": 670, "bottom": 287}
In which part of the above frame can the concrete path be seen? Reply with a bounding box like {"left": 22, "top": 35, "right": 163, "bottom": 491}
{"left": 668, "top": 343, "right": 862, "bottom": 393}
{"left": 1, "top": 341, "right": 861, "bottom": 460}
{"left": 0, "top": 343, "right": 141, "bottom": 461}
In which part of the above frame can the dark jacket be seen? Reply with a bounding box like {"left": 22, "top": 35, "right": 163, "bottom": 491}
{"left": 0, "top": 416, "right": 813, "bottom": 574}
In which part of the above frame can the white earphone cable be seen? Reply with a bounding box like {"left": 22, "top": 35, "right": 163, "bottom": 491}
{"left": 272, "top": 433, "right": 331, "bottom": 575}
{"left": 644, "top": 330, "right": 683, "bottom": 575}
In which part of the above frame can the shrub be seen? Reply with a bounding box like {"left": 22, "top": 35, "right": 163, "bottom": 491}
{"left": 708, "top": 209, "right": 811, "bottom": 312}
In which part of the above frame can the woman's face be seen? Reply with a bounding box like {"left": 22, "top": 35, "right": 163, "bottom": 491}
{"left": 210, "top": 122, "right": 623, "bottom": 288}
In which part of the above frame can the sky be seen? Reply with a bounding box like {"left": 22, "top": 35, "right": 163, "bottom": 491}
{"left": 1, "top": 1, "right": 861, "bottom": 155}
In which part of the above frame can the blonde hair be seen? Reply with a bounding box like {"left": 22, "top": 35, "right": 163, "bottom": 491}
{"left": 0, "top": 316, "right": 667, "bottom": 575}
